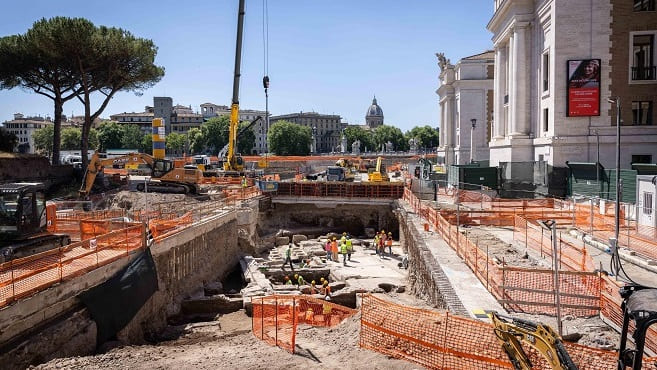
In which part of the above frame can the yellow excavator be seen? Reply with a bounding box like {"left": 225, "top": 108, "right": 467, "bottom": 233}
{"left": 79, "top": 152, "right": 203, "bottom": 197}
{"left": 367, "top": 157, "right": 389, "bottom": 182}
{"left": 489, "top": 312, "right": 577, "bottom": 370}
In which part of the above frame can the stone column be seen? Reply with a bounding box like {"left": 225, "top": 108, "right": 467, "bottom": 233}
{"left": 493, "top": 45, "right": 506, "bottom": 139}
{"left": 439, "top": 101, "right": 446, "bottom": 147}
{"left": 511, "top": 24, "right": 529, "bottom": 136}
{"left": 445, "top": 96, "right": 454, "bottom": 166}
{"left": 507, "top": 33, "right": 515, "bottom": 137}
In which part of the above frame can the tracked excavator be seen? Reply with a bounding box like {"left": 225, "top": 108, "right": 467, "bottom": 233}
{"left": 79, "top": 152, "right": 203, "bottom": 197}
{"left": 491, "top": 284, "right": 657, "bottom": 370}
{"left": 367, "top": 157, "right": 389, "bottom": 182}
{"left": 0, "top": 183, "right": 70, "bottom": 261}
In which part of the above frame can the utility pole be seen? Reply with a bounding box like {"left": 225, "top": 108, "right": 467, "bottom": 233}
{"left": 538, "top": 219, "right": 562, "bottom": 336}
{"left": 607, "top": 97, "right": 621, "bottom": 250}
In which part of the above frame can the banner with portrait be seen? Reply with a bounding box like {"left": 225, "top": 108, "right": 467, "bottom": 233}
{"left": 567, "top": 59, "right": 601, "bottom": 117}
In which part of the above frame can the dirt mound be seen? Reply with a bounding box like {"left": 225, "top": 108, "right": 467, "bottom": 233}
{"left": 34, "top": 311, "right": 423, "bottom": 370}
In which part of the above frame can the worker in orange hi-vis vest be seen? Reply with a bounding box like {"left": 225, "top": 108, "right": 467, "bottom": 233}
{"left": 331, "top": 237, "right": 338, "bottom": 262}
{"left": 386, "top": 232, "right": 393, "bottom": 256}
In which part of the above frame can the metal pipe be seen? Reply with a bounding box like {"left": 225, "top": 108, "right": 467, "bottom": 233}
{"left": 552, "top": 223, "right": 562, "bottom": 336}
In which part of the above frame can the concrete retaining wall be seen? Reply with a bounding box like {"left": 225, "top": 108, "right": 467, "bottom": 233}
{"left": 0, "top": 210, "right": 239, "bottom": 367}
{"left": 395, "top": 200, "right": 467, "bottom": 315}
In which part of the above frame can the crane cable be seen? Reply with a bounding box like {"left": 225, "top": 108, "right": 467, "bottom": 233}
{"left": 262, "top": 0, "right": 269, "bottom": 77}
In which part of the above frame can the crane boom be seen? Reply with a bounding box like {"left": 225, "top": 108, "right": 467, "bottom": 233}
{"left": 224, "top": 0, "right": 246, "bottom": 172}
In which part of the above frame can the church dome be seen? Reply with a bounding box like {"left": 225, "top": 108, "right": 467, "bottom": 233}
{"left": 366, "top": 97, "right": 383, "bottom": 117}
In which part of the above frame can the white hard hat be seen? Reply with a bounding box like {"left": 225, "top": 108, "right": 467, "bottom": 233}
{"left": 325, "top": 296, "right": 331, "bottom": 301}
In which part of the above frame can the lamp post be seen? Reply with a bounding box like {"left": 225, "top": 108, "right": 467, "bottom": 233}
{"left": 607, "top": 97, "right": 621, "bottom": 250}
{"left": 470, "top": 118, "right": 477, "bottom": 164}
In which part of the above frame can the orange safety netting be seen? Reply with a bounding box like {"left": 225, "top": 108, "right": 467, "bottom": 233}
{"left": 252, "top": 295, "right": 358, "bottom": 353}
{"left": 360, "top": 294, "right": 621, "bottom": 370}
{"left": 275, "top": 182, "right": 404, "bottom": 198}
{"left": 0, "top": 224, "right": 144, "bottom": 308}
{"left": 402, "top": 188, "right": 657, "bottom": 357}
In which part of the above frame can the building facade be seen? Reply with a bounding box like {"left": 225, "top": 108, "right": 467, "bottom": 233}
{"left": 270, "top": 112, "right": 345, "bottom": 153}
{"left": 200, "top": 103, "right": 268, "bottom": 154}
{"left": 2, "top": 114, "right": 54, "bottom": 153}
{"left": 437, "top": 51, "right": 494, "bottom": 166}
{"left": 487, "top": 0, "right": 657, "bottom": 169}
{"left": 365, "top": 97, "right": 384, "bottom": 128}
{"left": 110, "top": 98, "right": 204, "bottom": 135}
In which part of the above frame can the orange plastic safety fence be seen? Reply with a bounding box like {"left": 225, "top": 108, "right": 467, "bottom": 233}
{"left": 251, "top": 295, "right": 358, "bottom": 353}
{"left": 361, "top": 294, "right": 623, "bottom": 370}
{"left": 0, "top": 224, "right": 144, "bottom": 308}
{"left": 274, "top": 182, "right": 405, "bottom": 199}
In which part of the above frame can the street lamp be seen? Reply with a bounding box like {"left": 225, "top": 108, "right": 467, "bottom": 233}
{"left": 607, "top": 97, "right": 621, "bottom": 250}
{"left": 470, "top": 118, "right": 477, "bottom": 164}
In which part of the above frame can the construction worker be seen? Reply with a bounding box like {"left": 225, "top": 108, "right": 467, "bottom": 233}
{"left": 325, "top": 239, "right": 332, "bottom": 261}
{"left": 378, "top": 230, "right": 386, "bottom": 259}
{"left": 323, "top": 296, "right": 332, "bottom": 326}
{"left": 322, "top": 280, "right": 331, "bottom": 297}
{"left": 340, "top": 240, "right": 348, "bottom": 266}
{"left": 386, "top": 232, "right": 393, "bottom": 256}
{"left": 331, "top": 237, "right": 339, "bottom": 262}
{"left": 310, "top": 280, "right": 317, "bottom": 294}
{"left": 374, "top": 233, "right": 380, "bottom": 256}
{"left": 346, "top": 236, "right": 353, "bottom": 261}
{"left": 340, "top": 232, "right": 347, "bottom": 244}
{"left": 284, "top": 276, "right": 292, "bottom": 285}
{"left": 241, "top": 175, "right": 248, "bottom": 188}
{"left": 282, "top": 243, "right": 294, "bottom": 271}
{"left": 296, "top": 273, "right": 305, "bottom": 286}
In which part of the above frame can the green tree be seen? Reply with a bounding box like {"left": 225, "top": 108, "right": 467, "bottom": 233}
{"left": 0, "top": 129, "right": 18, "bottom": 152}
{"left": 97, "top": 121, "right": 123, "bottom": 150}
{"left": 373, "top": 125, "right": 408, "bottom": 151}
{"left": 344, "top": 126, "right": 376, "bottom": 153}
{"left": 88, "top": 128, "right": 99, "bottom": 151}
{"left": 69, "top": 20, "right": 164, "bottom": 168}
{"left": 268, "top": 120, "right": 312, "bottom": 156}
{"left": 0, "top": 18, "right": 83, "bottom": 164}
{"left": 237, "top": 121, "right": 256, "bottom": 155}
{"left": 33, "top": 125, "right": 54, "bottom": 155}
{"left": 61, "top": 127, "right": 81, "bottom": 150}
{"left": 405, "top": 125, "right": 439, "bottom": 149}
{"left": 120, "top": 124, "right": 143, "bottom": 149}
{"left": 201, "top": 116, "right": 229, "bottom": 155}
{"left": 141, "top": 133, "right": 152, "bottom": 155}
{"left": 166, "top": 132, "right": 185, "bottom": 152}
{"left": 187, "top": 127, "right": 204, "bottom": 154}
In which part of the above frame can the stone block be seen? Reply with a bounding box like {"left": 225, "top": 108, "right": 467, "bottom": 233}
{"left": 181, "top": 295, "right": 243, "bottom": 315}
{"left": 275, "top": 236, "right": 290, "bottom": 246}
{"left": 292, "top": 234, "right": 308, "bottom": 243}
{"left": 204, "top": 281, "right": 224, "bottom": 295}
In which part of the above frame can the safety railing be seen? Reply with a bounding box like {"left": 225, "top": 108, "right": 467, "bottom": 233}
{"left": 273, "top": 182, "right": 405, "bottom": 199}
{"left": 403, "top": 188, "right": 657, "bottom": 355}
{"left": 360, "top": 294, "right": 620, "bottom": 370}
{"left": 0, "top": 224, "right": 144, "bottom": 308}
{"left": 252, "top": 295, "right": 358, "bottom": 353}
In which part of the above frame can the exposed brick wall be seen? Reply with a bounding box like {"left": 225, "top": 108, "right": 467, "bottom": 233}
{"left": 609, "top": 0, "right": 657, "bottom": 126}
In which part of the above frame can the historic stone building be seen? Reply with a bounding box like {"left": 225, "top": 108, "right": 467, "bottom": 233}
{"left": 2, "top": 114, "right": 55, "bottom": 154}
{"left": 487, "top": 0, "right": 657, "bottom": 169}
{"left": 110, "top": 97, "right": 204, "bottom": 135}
{"left": 365, "top": 96, "right": 384, "bottom": 128}
{"left": 436, "top": 51, "right": 494, "bottom": 166}
{"left": 270, "top": 112, "right": 345, "bottom": 153}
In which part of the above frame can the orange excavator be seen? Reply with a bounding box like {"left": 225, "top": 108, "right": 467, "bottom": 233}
{"left": 79, "top": 151, "right": 203, "bottom": 197}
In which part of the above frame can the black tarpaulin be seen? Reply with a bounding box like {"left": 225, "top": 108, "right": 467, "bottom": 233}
{"left": 79, "top": 248, "right": 159, "bottom": 345}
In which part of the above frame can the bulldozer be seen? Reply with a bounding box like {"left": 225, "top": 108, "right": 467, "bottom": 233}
{"left": 0, "top": 183, "right": 70, "bottom": 261}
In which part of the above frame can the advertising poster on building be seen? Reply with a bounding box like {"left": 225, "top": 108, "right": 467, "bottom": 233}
{"left": 567, "top": 59, "right": 601, "bottom": 117}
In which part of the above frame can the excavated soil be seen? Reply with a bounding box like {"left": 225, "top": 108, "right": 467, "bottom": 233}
{"left": 33, "top": 310, "right": 422, "bottom": 370}
{"left": 462, "top": 226, "right": 549, "bottom": 269}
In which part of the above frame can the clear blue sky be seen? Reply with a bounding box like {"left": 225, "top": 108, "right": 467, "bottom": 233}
{"left": 0, "top": 0, "right": 494, "bottom": 132}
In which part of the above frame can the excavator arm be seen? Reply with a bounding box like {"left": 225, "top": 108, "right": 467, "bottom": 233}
{"left": 489, "top": 312, "right": 578, "bottom": 370}
{"left": 79, "top": 152, "right": 154, "bottom": 197}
